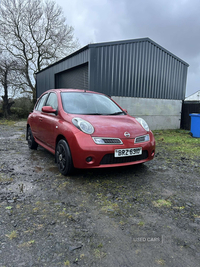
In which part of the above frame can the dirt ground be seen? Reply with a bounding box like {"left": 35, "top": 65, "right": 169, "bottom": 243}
{"left": 0, "top": 122, "right": 200, "bottom": 267}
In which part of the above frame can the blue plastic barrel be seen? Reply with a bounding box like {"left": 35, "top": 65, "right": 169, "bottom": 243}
{"left": 189, "top": 113, "right": 200, "bottom": 138}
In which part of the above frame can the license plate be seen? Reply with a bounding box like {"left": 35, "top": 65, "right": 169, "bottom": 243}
{"left": 114, "top": 147, "right": 142, "bottom": 157}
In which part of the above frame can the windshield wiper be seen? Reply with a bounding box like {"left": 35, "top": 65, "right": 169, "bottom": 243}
{"left": 86, "top": 113, "right": 104, "bottom": 115}
{"left": 110, "top": 111, "right": 125, "bottom": 115}
{"left": 77, "top": 112, "right": 125, "bottom": 115}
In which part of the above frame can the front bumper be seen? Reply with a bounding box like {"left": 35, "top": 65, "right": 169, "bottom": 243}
{"left": 68, "top": 131, "right": 155, "bottom": 169}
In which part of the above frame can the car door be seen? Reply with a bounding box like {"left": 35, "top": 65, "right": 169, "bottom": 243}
{"left": 30, "top": 93, "right": 48, "bottom": 140}
{"left": 39, "top": 92, "right": 59, "bottom": 149}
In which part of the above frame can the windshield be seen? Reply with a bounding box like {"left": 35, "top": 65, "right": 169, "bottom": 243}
{"left": 61, "top": 92, "right": 124, "bottom": 115}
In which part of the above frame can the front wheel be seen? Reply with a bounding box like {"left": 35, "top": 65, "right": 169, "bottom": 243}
{"left": 56, "top": 139, "right": 73, "bottom": 175}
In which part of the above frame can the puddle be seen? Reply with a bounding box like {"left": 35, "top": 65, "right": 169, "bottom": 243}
{"left": 48, "top": 166, "right": 58, "bottom": 173}
{"left": 14, "top": 121, "right": 27, "bottom": 127}
{"left": 1, "top": 181, "right": 37, "bottom": 194}
{"left": 0, "top": 134, "right": 23, "bottom": 140}
{"left": 35, "top": 166, "right": 43, "bottom": 173}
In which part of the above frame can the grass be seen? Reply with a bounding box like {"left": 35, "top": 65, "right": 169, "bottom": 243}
{"left": 18, "top": 240, "right": 35, "bottom": 248}
{"left": 100, "top": 201, "right": 119, "bottom": 213}
{"left": 94, "top": 249, "right": 107, "bottom": 259}
{"left": 0, "top": 174, "right": 13, "bottom": 183}
{"left": 152, "top": 199, "right": 172, "bottom": 208}
{"left": 153, "top": 129, "right": 200, "bottom": 158}
{"left": 6, "top": 230, "right": 18, "bottom": 240}
{"left": 155, "top": 259, "right": 165, "bottom": 265}
{"left": 138, "top": 221, "right": 145, "bottom": 226}
{"left": 0, "top": 118, "right": 27, "bottom": 125}
{"left": 5, "top": 206, "right": 12, "bottom": 210}
{"left": 64, "top": 260, "right": 70, "bottom": 266}
{"left": 0, "top": 119, "right": 17, "bottom": 125}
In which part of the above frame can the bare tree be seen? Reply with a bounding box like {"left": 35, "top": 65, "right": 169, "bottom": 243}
{"left": 0, "top": 0, "right": 79, "bottom": 102}
{"left": 0, "top": 55, "right": 17, "bottom": 118}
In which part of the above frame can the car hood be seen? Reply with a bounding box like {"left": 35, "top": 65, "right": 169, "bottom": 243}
{"left": 76, "top": 114, "right": 147, "bottom": 138}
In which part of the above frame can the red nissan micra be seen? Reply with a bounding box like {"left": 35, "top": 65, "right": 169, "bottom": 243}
{"left": 27, "top": 89, "right": 155, "bottom": 175}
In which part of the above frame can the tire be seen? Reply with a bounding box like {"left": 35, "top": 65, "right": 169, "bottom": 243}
{"left": 56, "top": 139, "right": 73, "bottom": 175}
{"left": 27, "top": 127, "right": 38, "bottom": 149}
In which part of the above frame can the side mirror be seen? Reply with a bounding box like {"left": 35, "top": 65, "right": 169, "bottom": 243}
{"left": 123, "top": 109, "right": 128, "bottom": 114}
{"left": 42, "top": 106, "right": 57, "bottom": 114}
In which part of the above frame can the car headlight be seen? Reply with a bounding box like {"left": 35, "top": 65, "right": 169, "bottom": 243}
{"left": 72, "top": 117, "right": 94, "bottom": 134}
{"left": 136, "top": 118, "right": 149, "bottom": 132}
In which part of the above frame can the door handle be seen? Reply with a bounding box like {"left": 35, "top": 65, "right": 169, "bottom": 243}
{"left": 39, "top": 117, "right": 43, "bottom": 121}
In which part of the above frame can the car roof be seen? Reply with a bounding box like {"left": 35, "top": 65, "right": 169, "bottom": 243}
{"left": 44, "top": 88, "right": 109, "bottom": 96}
{"left": 45, "top": 88, "right": 101, "bottom": 94}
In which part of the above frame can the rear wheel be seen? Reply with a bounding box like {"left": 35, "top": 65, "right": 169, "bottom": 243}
{"left": 56, "top": 139, "right": 73, "bottom": 175}
{"left": 27, "top": 127, "right": 38, "bottom": 149}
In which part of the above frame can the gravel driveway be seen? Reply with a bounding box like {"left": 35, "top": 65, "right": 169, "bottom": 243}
{"left": 0, "top": 122, "right": 200, "bottom": 267}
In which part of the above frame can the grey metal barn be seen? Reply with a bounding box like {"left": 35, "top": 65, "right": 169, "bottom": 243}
{"left": 36, "top": 38, "right": 189, "bottom": 130}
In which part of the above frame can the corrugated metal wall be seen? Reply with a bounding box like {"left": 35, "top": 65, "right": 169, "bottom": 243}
{"left": 89, "top": 39, "right": 188, "bottom": 100}
{"left": 36, "top": 38, "right": 188, "bottom": 100}
{"left": 36, "top": 48, "right": 90, "bottom": 98}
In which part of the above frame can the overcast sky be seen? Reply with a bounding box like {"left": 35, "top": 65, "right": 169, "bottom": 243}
{"left": 56, "top": 0, "right": 200, "bottom": 97}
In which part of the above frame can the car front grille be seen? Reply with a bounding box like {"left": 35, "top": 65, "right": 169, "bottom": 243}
{"left": 100, "top": 150, "right": 148, "bottom": 165}
{"left": 102, "top": 138, "right": 122, "bottom": 144}
{"left": 92, "top": 137, "right": 123, "bottom": 144}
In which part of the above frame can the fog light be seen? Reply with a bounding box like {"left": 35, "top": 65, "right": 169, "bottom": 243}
{"left": 86, "top": 157, "right": 93, "bottom": 162}
{"left": 151, "top": 150, "right": 155, "bottom": 157}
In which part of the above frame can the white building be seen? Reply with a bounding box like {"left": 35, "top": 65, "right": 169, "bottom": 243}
{"left": 185, "top": 90, "right": 200, "bottom": 101}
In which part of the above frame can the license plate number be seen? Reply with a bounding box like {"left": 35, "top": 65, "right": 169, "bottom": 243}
{"left": 114, "top": 147, "right": 142, "bottom": 157}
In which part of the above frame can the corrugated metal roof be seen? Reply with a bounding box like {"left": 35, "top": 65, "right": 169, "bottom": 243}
{"left": 37, "top": 37, "right": 189, "bottom": 74}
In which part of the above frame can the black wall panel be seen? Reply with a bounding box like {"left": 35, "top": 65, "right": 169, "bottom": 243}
{"left": 181, "top": 101, "right": 200, "bottom": 130}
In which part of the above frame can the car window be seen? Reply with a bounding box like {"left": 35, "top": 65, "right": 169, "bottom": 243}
{"left": 45, "top": 92, "right": 58, "bottom": 110}
{"left": 61, "top": 92, "right": 123, "bottom": 115}
{"left": 35, "top": 94, "right": 48, "bottom": 111}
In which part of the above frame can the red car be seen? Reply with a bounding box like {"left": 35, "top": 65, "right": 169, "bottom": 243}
{"left": 27, "top": 89, "right": 155, "bottom": 175}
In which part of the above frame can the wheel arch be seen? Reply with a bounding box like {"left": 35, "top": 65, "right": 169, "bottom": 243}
{"left": 55, "top": 134, "right": 70, "bottom": 163}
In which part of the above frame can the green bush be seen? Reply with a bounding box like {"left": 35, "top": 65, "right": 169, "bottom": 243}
{"left": 10, "top": 97, "right": 34, "bottom": 118}
{"left": 10, "top": 107, "right": 25, "bottom": 117}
